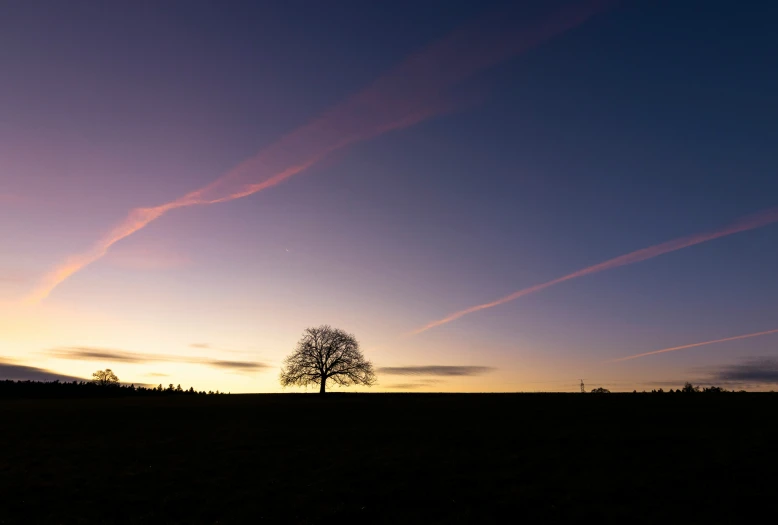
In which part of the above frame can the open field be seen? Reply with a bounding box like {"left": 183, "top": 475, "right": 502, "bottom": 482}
{"left": 1, "top": 393, "right": 776, "bottom": 524}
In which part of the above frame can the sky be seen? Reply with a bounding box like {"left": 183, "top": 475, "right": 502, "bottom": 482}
{"left": 1, "top": 0, "right": 777, "bottom": 393}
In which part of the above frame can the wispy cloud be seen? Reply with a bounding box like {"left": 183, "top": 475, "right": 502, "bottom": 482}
{"left": 49, "top": 347, "right": 146, "bottom": 362}
{"left": 710, "top": 358, "right": 778, "bottom": 384}
{"left": 412, "top": 208, "right": 778, "bottom": 334}
{"left": 207, "top": 360, "right": 268, "bottom": 371}
{"left": 378, "top": 366, "right": 494, "bottom": 376}
{"left": 146, "top": 372, "right": 169, "bottom": 377}
{"left": 47, "top": 346, "right": 270, "bottom": 372}
{"left": 0, "top": 360, "right": 84, "bottom": 382}
{"left": 384, "top": 378, "right": 442, "bottom": 389}
{"left": 648, "top": 358, "right": 778, "bottom": 391}
{"left": 27, "top": 0, "right": 609, "bottom": 303}
{"left": 609, "top": 328, "right": 778, "bottom": 363}
{"left": 189, "top": 343, "right": 211, "bottom": 349}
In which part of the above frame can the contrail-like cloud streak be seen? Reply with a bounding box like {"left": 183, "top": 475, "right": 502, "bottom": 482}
{"left": 609, "top": 328, "right": 778, "bottom": 363}
{"left": 28, "top": 0, "right": 609, "bottom": 303}
{"left": 411, "top": 208, "right": 778, "bottom": 334}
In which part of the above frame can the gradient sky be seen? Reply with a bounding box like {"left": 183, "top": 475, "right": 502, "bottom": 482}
{"left": 2, "top": 0, "right": 777, "bottom": 393}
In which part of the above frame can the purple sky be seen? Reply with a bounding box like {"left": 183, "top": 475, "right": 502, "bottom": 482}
{"left": 2, "top": 0, "right": 777, "bottom": 392}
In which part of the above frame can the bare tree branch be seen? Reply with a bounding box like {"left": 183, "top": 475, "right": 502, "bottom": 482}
{"left": 92, "top": 369, "right": 119, "bottom": 387}
{"left": 279, "top": 325, "right": 376, "bottom": 394}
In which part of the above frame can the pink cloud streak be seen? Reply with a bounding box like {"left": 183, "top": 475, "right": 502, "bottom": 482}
{"left": 27, "top": 1, "right": 609, "bottom": 303}
{"left": 609, "top": 328, "right": 778, "bottom": 362}
{"left": 411, "top": 208, "right": 778, "bottom": 334}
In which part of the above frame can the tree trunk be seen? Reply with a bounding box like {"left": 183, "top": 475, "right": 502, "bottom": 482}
{"left": 319, "top": 376, "right": 326, "bottom": 395}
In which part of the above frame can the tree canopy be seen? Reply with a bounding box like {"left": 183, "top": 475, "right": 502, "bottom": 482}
{"left": 92, "top": 369, "right": 119, "bottom": 387}
{"left": 280, "top": 325, "right": 376, "bottom": 394}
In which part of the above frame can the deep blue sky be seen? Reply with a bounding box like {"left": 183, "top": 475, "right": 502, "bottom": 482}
{"left": 1, "top": 0, "right": 777, "bottom": 391}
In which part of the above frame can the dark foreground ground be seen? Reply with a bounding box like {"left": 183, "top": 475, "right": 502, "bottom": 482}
{"left": 1, "top": 393, "right": 776, "bottom": 524}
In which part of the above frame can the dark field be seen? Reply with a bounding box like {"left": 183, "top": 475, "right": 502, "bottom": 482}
{"left": 1, "top": 393, "right": 776, "bottom": 524}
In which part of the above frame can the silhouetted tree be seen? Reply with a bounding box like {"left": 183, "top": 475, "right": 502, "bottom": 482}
{"left": 280, "top": 325, "right": 376, "bottom": 394}
{"left": 590, "top": 387, "right": 610, "bottom": 394}
{"left": 92, "top": 369, "right": 119, "bottom": 387}
{"left": 682, "top": 382, "right": 700, "bottom": 393}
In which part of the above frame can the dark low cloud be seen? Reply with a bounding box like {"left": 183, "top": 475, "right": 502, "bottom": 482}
{"left": 207, "top": 360, "right": 269, "bottom": 372}
{"left": 47, "top": 347, "right": 269, "bottom": 373}
{"left": 385, "top": 383, "right": 427, "bottom": 390}
{"left": 384, "top": 379, "right": 442, "bottom": 390}
{"left": 0, "top": 361, "right": 84, "bottom": 382}
{"left": 711, "top": 358, "right": 778, "bottom": 384}
{"left": 378, "top": 366, "right": 494, "bottom": 377}
{"left": 50, "top": 347, "right": 145, "bottom": 362}
{"left": 644, "top": 358, "right": 778, "bottom": 391}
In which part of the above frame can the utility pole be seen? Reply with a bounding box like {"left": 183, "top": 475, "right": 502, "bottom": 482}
{"left": 580, "top": 379, "right": 585, "bottom": 393}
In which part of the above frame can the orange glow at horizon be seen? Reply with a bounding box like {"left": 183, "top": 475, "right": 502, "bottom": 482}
{"left": 609, "top": 328, "right": 778, "bottom": 362}
{"left": 411, "top": 208, "right": 778, "bottom": 334}
{"left": 26, "top": 0, "right": 608, "bottom": 304}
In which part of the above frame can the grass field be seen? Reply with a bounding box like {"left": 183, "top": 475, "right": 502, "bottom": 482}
{"left": 1, "top": 393, "right": 775, "bottom": 524}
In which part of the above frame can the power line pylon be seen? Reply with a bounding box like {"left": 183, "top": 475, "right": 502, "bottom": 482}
{"left": 580, "top": 379, "right": 585, "bottom": 393}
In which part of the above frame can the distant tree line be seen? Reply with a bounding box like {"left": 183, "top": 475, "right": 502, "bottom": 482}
{"left": 633, "top": 383, "right": 745, "bottom": 394}
{"left": 0, "top": 369, "right": 228, "bottom": 399}
{"left": 587, "top": 383, "right": 749, "bottom": 394}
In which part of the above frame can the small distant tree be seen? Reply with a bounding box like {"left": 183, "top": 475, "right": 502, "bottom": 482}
{"left": 682, "top": 382, "right": 700, "bottom": 393}
{"left": 92, "top": 369, "right": 119, "bottom": 387}
{"left": 280, "top": 325, "right": 376, "bottom": 394}
{"left": 590, "top": 387, "right": 610, "bottom": 394}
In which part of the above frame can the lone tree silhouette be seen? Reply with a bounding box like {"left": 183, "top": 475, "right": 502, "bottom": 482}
{"left": 92, "top": 369, "right": 119, "bottom": 387}
{"left": 280, "top": 325, "right": 376, "bottom": 394}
